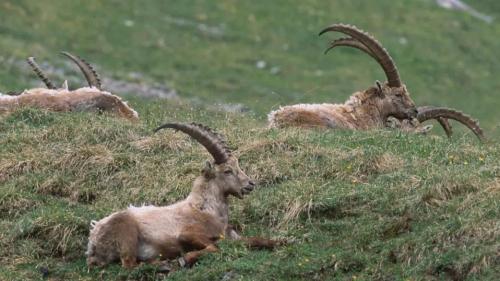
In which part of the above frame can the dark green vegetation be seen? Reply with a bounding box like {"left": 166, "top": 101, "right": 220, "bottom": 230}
{"left": 1, "top": 1, "right": 499, "bottom": 280}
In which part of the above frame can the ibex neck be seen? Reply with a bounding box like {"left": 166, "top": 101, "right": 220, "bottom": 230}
{"left": 347, "top": 101, "right": 386, "bottom": 129}
{"left": 187, "top": 177, "right": 229, "bottom": 225}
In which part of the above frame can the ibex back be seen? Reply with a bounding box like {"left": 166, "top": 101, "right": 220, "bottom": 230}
{"left": 86, "top": 123, "right": 281, "bottom": 269}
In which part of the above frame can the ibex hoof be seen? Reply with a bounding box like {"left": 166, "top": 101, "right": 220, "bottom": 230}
{"left": 178, "top": 257, "right": 187, "bottom": 268}
{"left": 157, "top": 261, "right": 172, "bottom": 273}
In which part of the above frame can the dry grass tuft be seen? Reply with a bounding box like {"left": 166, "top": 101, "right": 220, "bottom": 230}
{"left": 356, "top": 152, "right": 404, "bottom": 177}
{"left": 239, "top": 139, "right": 298, "bottom": 155}
{"left": 0, "top": 159, "right": 38, "bottom": 182}
{"left": 130, "top": 133, "right": 191, "bottom": 152}
{"left": 55, "top": 145, "right": 115, "bottom": 172}
{"left": 239, "top": 139, "right": 298, "bottom": 186}
{"left": 382, "top": 214, "right": 412, "bottom": 239}
{"left": 421, "top": 180, "right": 479, "bottom": 207}
{"left": 0, "top": 188, "right": 38, "bottom": 218}
{"left": 373, "top": 153, "right": 404, "bottom": 174}
{"left": 37, "top": 175, "right": 72, "bottom": 197}
{"left": 277, "top": 198, "right": 313, "bottom": 230}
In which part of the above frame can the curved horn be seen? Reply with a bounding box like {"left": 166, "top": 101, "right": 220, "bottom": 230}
{"left": 61, "top": 52, "right": 102, "bottom": 89}
{"left": 319, "top": 24, "right": 402, "bottom": 87}
{"left": 154, "top": 122, "right": 230, "bottom": 164}
{"left": 417, "top": 106, "right": 485, "bottom": 141}
{"left": 325, "top": 37, "right": 380, "bottom": 63}
{"left": 26, "top": 57, "right": 56, "bottom": 89}
{"left": 436, "top": 117, "right": 453, "bottom": 138}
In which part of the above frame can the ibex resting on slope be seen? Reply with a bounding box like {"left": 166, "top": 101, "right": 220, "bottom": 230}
{"left": 87, "top": 123, "right": 282, "bottom": 269}
{"left": 0, "top": 52, "right": 138, "bottom": 121}
{"left": 268, "top": 24, "right": 484, "bottom": 141}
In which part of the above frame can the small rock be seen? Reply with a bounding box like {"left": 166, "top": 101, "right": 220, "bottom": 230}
{"left": 256, "top": 60, "right": 267, "bottom": 69}
{"left": 124, "top": 20, "right": 135, "bottom": 27}
{"left": 270, "top": 66, "right": 281, "bottom": 75}
{"left": 221, "top": 270, "right": 238, "bottom": 281}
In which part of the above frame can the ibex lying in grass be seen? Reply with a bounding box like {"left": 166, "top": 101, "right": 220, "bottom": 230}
{"left": 268, "top": 24, "right": 484, "bottom": 140}
{"left": 86, "top": 123, "right": 281, "bottom": 269}
{"left": 0, "top": 52, "right": 138, "bottom": 121}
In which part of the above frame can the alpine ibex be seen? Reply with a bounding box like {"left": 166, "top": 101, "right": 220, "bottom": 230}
{"left": 0, "top": 52, "right": 138, "bottom": 121}
{"left": 268, "top": 24, "right": 484, "bottom": 140}
{"left": 86, "top": 123, "right": 282, "bottom": 269}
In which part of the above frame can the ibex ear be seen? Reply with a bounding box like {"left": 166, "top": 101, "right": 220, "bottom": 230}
{"left": 202, "top": 161, "right": 215, "bottom": 179}
{"left": 61, "top": 80, "right": 68, "bottom": 91}
{"left": 375, "top": 80, "right": 385, "bottom": 98}
{"left": 417, "top": 124, "right": 433, "bottom": 135}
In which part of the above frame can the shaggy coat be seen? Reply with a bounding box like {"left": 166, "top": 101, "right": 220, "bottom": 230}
{"left": 1, "top": 53, "right": 138, "bottom": 121}
{"left": 268, "top": 23, "right": 484, "bottom": 141}
{"left": 86, "top": 123, "right": 280, "bottom": 269}
{"left": 0, "top": 87, "right": 138, "bottom": 121}
{"left": 269, "top": 84, "right": 417, "bottom": 130}
{"left": 268, "top": 24, "right": 418, "bottom": 130}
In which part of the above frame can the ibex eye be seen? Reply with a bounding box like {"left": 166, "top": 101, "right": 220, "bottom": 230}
{"left": 224, "top": 170, "right": 233, "bottom": 174}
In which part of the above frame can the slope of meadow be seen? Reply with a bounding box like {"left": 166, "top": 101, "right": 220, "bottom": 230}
{"left": 1, "top": 0, "right": 499, "bottom": 280}
{"left": 0, "top": 104, "right": 498, "bottom": 280}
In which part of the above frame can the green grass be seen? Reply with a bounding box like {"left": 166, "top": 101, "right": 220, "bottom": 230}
{"left": 1, "top": 0, "right": 500, "bottom": 131}
{"left": 1, "top": 105, "right": 498, "bottom": 280}
{"left": 1, "top": 1, "right": 500, "bottom": 280}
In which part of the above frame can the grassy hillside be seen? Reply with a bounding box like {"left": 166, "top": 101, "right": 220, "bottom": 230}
{"left": 1, "top": 105, "right": 498, "bottom": 280}
{"left": 1, "top": 1, "right": 499, "bottom": 280}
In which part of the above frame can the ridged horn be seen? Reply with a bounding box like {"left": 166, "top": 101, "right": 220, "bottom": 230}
{"left": 436, "top": 117, "right": 453, "bottom": 138}
{"left": 325, "top": 37, "right": 381, "bottom": 64}
{"left": 26, "top": 57, "right": 56, "bottom": 89}
{"left": 154, "top": 122, "right": 231, "bottom": 164}
{"left": 417, "top": 106, "right": 485, "bottom": 141}
{"left": 319, "top": 24, "right": 402, "bottom": 87}
{"left": 61, "top": 52, "right": 102, "bottom": 89}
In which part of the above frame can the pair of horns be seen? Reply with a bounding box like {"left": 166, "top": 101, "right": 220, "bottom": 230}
{"left": 319, "top": 23, "right": 402, "bottom": 88}
{"left": 416, "top": 106, "right": 485, "bottom": 141}
{"left": 154, "top": 123, "right": 231, "bottom": 164}
{"left": 27, "top": 52, "right": 102, "bottom": 90}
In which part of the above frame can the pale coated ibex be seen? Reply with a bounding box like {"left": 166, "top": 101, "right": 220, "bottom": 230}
{"left": 0, "top": 52, "right": 138, "bottom": 121}
{"left": 268, "top": 24, "right": 484, "bottom": 140}
{"left": 86, "top": 123, "right": 282, "bottom": 269}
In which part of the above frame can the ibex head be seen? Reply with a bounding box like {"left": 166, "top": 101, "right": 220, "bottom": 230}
{"left": 320, "top": 24, "right": 418, "bottom": 120}
{"left": 154, "top": 123, "right": 255, "bottom": 199}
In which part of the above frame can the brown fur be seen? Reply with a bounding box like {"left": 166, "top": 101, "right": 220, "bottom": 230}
{"left": 268, "top": 83, "right": 417, "bottom": 130}
{"left": 86, "top": 156, "right": 280, "bottom": 269}
{"left": 86, "top": 211, "right": 140, "bottom": 268}
{"left": 0, "top": 87, "right": 138, "bottom": 121}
